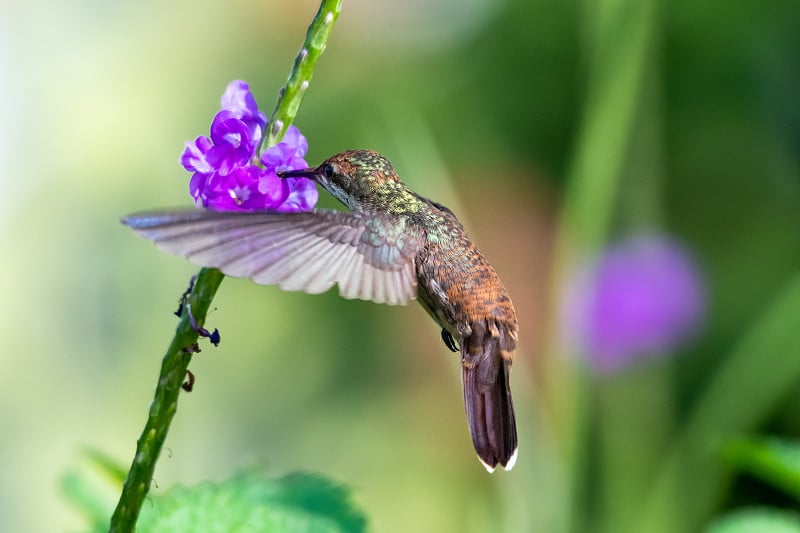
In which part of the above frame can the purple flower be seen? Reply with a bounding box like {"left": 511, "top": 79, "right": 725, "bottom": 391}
{"left": 181, "top": 80, "right": 317, "bottom": 213}
{"left": 563, "top": 235, "right": 706, "bottom": 373}
{"left": 220, "top": 79, "right": 267, "bottom": 146}
{"left": 260, "top": 125, "right": 309, "bottom": 173}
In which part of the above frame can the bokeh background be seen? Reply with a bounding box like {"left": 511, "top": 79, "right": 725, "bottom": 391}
{"left": 2, "top": 0, "right": 800, "bottom": 531}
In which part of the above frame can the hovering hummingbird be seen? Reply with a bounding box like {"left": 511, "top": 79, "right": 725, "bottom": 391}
{"left": 122, "top": 149, "right": 518, "bottom": 472}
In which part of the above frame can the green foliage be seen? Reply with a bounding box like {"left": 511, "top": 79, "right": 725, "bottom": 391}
{"left": 65, "top": 465, "right": 366, "bottom": 533}
{"left": 62, "top": 470, "right": 113, "bottom": 530}
{"left": 636, "top": 274, "right": 800, "bottom": 532}
{"left": 62, "top": 449, "right": 129, "bottom": 528}
{"left": 133, "top": 471, "right": 365, "bottom": 533}
{"left": 724, "top": 437, "right": 800, "bottom": 502}
{"left": 705, "top": 508, "right": 800, "bottom": 533}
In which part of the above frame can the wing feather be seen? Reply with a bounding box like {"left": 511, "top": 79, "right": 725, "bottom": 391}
{"left": 361, "top": 264, "right": 376, "bottom": 303}
{"left": 122, "top": 208, "right": 421, "bottom": 305}
{"left": 277, "top": 237, "right": 338, "bottom": 291}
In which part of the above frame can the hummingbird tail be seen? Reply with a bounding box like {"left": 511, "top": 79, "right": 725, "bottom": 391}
{"left": 461, "top": 321, "right": 518, "bottom": 472}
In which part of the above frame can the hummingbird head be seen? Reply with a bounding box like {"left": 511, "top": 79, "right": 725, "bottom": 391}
{"left": 278, "top": 149, "right": 401, "bottom": 210}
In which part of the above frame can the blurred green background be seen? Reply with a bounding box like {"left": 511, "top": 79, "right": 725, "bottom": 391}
{"left": 2, "top": 0, "right": 800, "bottom": 532}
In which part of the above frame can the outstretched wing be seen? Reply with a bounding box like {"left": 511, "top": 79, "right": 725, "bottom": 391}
{"left": 121, "top": 208, "right": 423, "bottom": 305}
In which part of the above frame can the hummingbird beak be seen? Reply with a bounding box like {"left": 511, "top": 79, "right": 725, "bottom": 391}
{"left": 277, "top": 168, "right": 318, "bottom": 180}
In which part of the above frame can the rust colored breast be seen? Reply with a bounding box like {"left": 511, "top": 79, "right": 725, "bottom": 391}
{"left": 414, "top": 206, "right": 518, "bottom": 356}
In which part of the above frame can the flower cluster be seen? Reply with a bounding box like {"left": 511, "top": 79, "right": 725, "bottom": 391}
{"left": 181, "top": 80, "right": 318, "bottom": 212}
{"left": 563, "top": 235, "right": 706, "bottom": 373}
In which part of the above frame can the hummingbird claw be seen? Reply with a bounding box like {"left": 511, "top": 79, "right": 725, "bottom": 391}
{"left": 441, "top": 329, "right": 459, "bottom": 352}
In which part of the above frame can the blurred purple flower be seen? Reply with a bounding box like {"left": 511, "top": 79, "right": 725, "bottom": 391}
{"left": 181, "top": 80, "right": 317, "bottom": 212}
{"left": 563, "top": 235, "right": 706, "bottom": 373}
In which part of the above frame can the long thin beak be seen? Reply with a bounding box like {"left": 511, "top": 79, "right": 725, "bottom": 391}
{"left": 277, "top": 168, "right": 317, "bottom": 179}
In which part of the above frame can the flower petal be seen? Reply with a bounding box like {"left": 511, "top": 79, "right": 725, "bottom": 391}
{"left": 220, "top": 80, "right": 267, "bottom": 146}
{"left": 207, "top": 113, "right": 254, "bottom": 173}
{"left": 181, "top": 136, "right": 214, "bottom": 173}
{"left": 275, "top": 177, "right": 319, "bottom": 213}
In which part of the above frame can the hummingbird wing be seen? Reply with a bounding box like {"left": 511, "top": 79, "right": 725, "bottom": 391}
{"left": 121, "top": 208, "right": 423, "bottom": 305}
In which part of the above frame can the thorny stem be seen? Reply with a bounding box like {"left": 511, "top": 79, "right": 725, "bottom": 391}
{"left": 109, "top": 267, "right": 223, "bottom": 532}
{"left": 109, "top": 2, "right": 341, "bottom": 531}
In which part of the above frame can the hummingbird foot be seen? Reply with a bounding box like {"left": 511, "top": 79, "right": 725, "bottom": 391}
{"left": 441, "top": 329, "right": 459, "bottom": 352}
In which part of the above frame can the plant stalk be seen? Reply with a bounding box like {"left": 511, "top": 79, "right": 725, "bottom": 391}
{"left": 109, "top": 2, "right": 341, "bottom": 530}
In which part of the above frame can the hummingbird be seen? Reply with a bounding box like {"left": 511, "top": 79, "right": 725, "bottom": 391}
{"left": 122, "top": 149, "right": 518, "bottom": 472}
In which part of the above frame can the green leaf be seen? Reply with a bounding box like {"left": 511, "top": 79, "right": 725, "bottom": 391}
{"left": 133, "top": 470, "right": 366, "bottom": 533}
{"left": 62, "top": 450, "right": 128, "bottom": 529}
{"left": 638, "top": 273, "right": 800, "bottom": 532}
{"left": 723, "top": 437, "right": 800, "bottom": 501}
{"left": 61, "top": 470, "right": 113, "bottom": 528}
{"left": 81, "top": 447, "right": 128, "bottom": 484}
{"left": 705, "top": 508, "right": 800, "bottom": 533}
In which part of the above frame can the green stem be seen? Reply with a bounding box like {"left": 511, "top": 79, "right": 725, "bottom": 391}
{"left": 109, "top": 3, "right": 341, "bottom": 531}
{"left": 259, "top": 0, "right": 342, "bottom": 155}
{"left": 109, "top": 267, "right": 224, "bottom": 532}
{"left": 541, "top": 0, "right": 659, "bottom": 530}
{"left": 563, "top": 0, "right": 659, "bottom": 253}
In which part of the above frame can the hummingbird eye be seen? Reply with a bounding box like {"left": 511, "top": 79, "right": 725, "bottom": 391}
{"left": 322, "top": 163, "right": 336, "bottom": 179}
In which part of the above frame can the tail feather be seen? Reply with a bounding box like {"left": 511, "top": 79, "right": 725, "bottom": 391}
{"left": 461, "top": 321, "right": 518, "bottom": 472}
